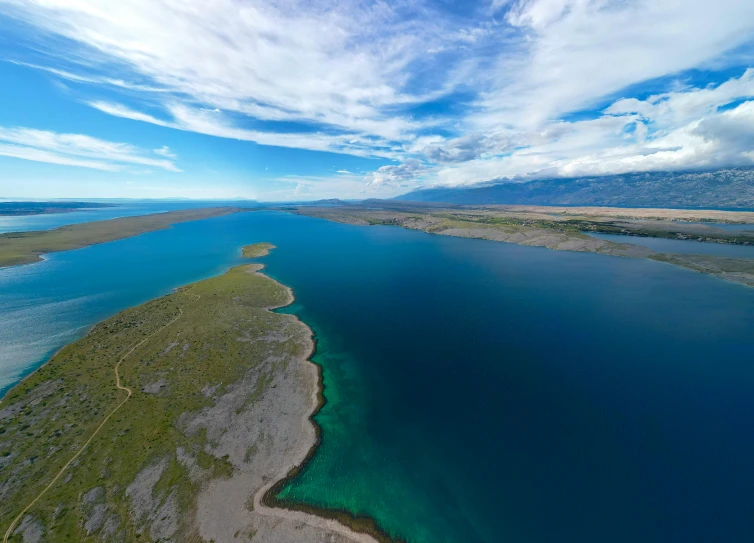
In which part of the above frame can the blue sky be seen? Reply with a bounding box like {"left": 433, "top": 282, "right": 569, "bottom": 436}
{"left": 0, "top": 0, "right": 753, "bottom": 200}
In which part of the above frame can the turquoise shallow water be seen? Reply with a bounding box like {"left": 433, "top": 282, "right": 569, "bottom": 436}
{"left": 2, "top": 211, "right": 754, "bottom": 542}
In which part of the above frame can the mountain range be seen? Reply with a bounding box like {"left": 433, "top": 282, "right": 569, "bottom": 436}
{"left": 396, "top": 168, "right": 754, "bottom": 209}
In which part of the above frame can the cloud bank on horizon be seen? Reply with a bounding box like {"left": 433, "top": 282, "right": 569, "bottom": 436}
{"left": 0, "top": 0, "right": 753, "bottom": 199}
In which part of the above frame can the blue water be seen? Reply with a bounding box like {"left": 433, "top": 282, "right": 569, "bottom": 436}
{"left": 2, "top": 211, "right": 753, "bottom": 543}
{"left": 0, "top": 200, "right": 259, "bottom": 233}
{"left": 689, "top": 222, "right": 754, "bottom": 231}
{"left": 589, "top": 232, "right": 754, "bottom": 258}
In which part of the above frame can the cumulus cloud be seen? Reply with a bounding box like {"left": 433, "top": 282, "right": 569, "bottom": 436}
{"left": 365, "top": 159, "right": 428, "bottom": 188}
{"left": 388, "top": 69, "right": 754, "bottom": 189}
{"left": 0, "top": 127, "right": 180, "bottom": 172}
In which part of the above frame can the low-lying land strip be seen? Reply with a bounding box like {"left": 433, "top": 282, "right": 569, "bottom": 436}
{"left": 0, "top": 202, "right": 116, "bottom": 216}
{"left": 0, "top": 207, "right": 241, "bottom": 268}
{"left": 292, "top": 203, "right": 754, "bottom": 288}
{"left": 483, "top": 204, "right": 754, "bottom": 223}
{"left": 0, "top": 244, "right": 371, "bottom": 543}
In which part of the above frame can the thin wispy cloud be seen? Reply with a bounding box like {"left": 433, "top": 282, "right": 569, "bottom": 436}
{"left": 1, "top": 0, "right": 754, "bottom": 197}
{"left": 87, "top": 101, "right": 402, "bottom": 158}
{"left": 0, "top": 0, "right": 460, "bottom": 147}
{"left": 153, "top": 146, "right": 177, "bottom": 160}
{"left": 0, "top": 127, "right": 180, "bottom": 172}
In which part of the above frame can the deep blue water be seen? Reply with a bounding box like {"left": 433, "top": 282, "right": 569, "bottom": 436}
{"left": 1, "top": 211, "right": 753, "bottom": 542}
{"left": 589, "top": 232, "right": 754, "bottom": 258}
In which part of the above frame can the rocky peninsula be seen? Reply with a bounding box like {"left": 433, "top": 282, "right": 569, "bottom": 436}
{"left": 0, "top": 244, "right": 374, "bottom": 543}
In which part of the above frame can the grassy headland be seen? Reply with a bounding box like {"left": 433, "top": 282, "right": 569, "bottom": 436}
{"left": 0, "top": 246, "right": 364, "bottom": 542}
{"left": 242, "top": 242, "right": 276, "bottom": 258}
{"left": 292, "top": 202, "right": 754, "bottom": 288}
{"left": 0, "top": 207, "right": 241, "bottom": 268}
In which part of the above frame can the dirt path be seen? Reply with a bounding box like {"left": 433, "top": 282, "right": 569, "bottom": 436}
{"left": 2, "top": 293, "right": 196, "bottom": 543}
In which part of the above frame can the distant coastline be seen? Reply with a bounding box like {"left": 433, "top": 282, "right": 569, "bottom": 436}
{"left": 0, "top": 201, "right": 117, "bottom": 216}
{"left": 291, "top": 203, "right": 754, "bottom": 288}
{"left": 0, "top": 207, "right": 243, "bottom": 268}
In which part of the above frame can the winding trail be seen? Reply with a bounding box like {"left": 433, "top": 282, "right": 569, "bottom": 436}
{"left": 3, "top": 292, "right": 198, "bottom": 543}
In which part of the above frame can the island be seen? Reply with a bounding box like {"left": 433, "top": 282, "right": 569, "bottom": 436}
{"left": 241, "top": 242, "right": 275, "bottom": 258}
{"left": 0, "top": 244, "right": 376, "bottom": 543}
{"left": 0, "top": 208, "right": 242, "bottom": 268}
{"left": 291, "top": 202, "right": 754, "bottom": 288}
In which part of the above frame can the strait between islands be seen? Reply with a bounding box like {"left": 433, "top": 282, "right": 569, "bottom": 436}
{"left": 0, "top": 244, "right": 380, "bottom": 543}
{"left": 2, "top": 205, "right": 754, "bottom": 542}
{"left": 1, "top": 203, "right": 752, "bottom": 287}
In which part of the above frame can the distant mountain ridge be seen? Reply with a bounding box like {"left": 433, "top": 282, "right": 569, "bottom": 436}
{"left": 396, "top": 168, "right": 754, "bottom": 209}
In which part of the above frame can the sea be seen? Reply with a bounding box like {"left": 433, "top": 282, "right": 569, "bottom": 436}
{"left": 1, "top": 210, "right": 753, "bottom": 543}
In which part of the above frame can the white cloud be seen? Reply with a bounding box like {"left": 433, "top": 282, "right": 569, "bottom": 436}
{"left": 153, "top": 146, "right": 177, "bottom": 159}
{"left": 7, "top": 61, "right": 167, "bottom": 92}
{"left": 267, "top": 173, "right": 370, "bottom": 201}
{"left": 605, "top": 68, "right": 754, "bottom": 125}
{"left": 365, "top": 159, "right": 429, "bottom": 188}
{"left": 0, "top": 127, "right": 180, "bottom": 172}
{"left": 482, "top": 0, "right": 754, "bottom": 128}
{"left": 0, "top": 144, "right": 119, "bottom": 171}
{"left": 2, "top": 0, "right": 754, "bottom": 195}
{"left": 430, "top": 95, "right": 754, "bottom": 186}
{"left": 88, "top": 100, "right": 401, "bottom": 158}
{"left": 0, "top": 0, "right": 458, "bottom": 146}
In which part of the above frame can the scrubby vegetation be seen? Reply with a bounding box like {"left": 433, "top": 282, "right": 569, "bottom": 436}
{"left": 0, "top": 247, "right": 307, "bottom": 542}
{"left": 242, "top": 242, "right": 276, "bottom": 258}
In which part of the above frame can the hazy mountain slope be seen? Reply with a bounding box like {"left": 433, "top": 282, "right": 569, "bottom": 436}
{"left": 397, "top": 168, "right": 754, "bottom": 208}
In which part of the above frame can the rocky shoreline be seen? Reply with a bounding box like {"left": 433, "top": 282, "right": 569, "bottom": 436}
{"left": 0, "top": 245, "right": 381, "bottom": 542}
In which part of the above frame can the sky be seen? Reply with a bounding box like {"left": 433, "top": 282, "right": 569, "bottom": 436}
{"left": 0, "top": 0, "right": 753, "bottom": 201}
